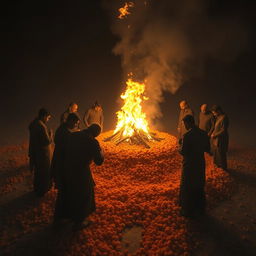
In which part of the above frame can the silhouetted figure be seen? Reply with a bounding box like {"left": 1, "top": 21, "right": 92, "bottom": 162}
{"left": 83, "top": 101, "right": 104, "bottom": 131}
{"left": 28, "top": 108, "right": 53, "bottom": 197}
{"left": 177, "top": 100, "right": 194, "bottom": 144}
{"left": 179, "top": 115, "right": 210, "bottom": 218}
{"left": 198, "top": 104, "right": 215, "bottom": 136}
{"left": 54, "top": 124, "right": 104, "bottom": 229}
{"left": 60, "top": 102, "right": 81, "bottom": 124}
{"left": 51, "top": 113, "right": 80, "bottom": 187}
{"left": 211, "top": 105, "right": 229, "bottom": 170}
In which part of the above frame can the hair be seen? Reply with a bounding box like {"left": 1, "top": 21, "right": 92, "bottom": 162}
{"left": 87, "top": 123, "right": 101, "bottom": 137}
{"left": 69, "top": 102, "right": 77, "bottom": 108}
{"left": 93, "top": 101, "right": 101, "bottom": 108}
{"left": 211, "top": 105, "right": 223, "bottom": 113}
{"left": 38, "top": 108, "right": 50, "bottom": 119}
{"left": 182, "top": 114, "right": 195, "bottom": 125}
{"left": 66, "top": 113, "right": 80, "bottom": 123}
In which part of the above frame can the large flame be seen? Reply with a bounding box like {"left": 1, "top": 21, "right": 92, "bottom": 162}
{"left": 114, "top": 78, "right": 151, "bottom": 138}
{"left": 118, "top": 2, "right": 134, "bottom": 19}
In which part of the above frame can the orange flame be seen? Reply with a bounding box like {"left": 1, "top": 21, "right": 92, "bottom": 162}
{"left": 114, "top": 78, "right": 151, "bottom": 138}
{"left": 118, "top": 2, "right": 134, "bottom": 19}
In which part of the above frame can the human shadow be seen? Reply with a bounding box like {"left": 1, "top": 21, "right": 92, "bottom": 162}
{"left": 186, "top": 214, "right": 256, "bottom": 256}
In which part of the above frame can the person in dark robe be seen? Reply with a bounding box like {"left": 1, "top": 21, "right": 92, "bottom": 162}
{"left": 177, "top": 100, "right": 194, "bottom": 144}
{"left": 51, "top": 113, "right": 80, "bottom": 187}
{"left": 211, "top": 105, "right": 229, "bottom": 170}
{"left": 28, "top": 108, "right": 53, "bottom": 197}
{"left": 60, "top": 102, "right": 81, "bottom": 125}
{"left": 198, "top": 104, "right": 215, "bottom": 136}
{"left": 179, "top": 115, "right": 210, "bottom": 218}
{"left": 83, "top": 101, "right": 104, "bottom": 131}
{"left": 53, "top": 124, "right": 104, "bottom": 230}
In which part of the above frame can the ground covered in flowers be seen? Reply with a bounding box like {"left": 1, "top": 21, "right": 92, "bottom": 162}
{"left": 0, "top": 131, "right": 256, "bottom": 256}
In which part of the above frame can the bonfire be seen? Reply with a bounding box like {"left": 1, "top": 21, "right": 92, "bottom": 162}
{"left": 104, "top": 78, "right": 163, "bottom": 148}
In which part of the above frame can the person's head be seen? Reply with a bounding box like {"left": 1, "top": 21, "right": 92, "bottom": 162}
{"left": 87, "top": 123, "right": 101, "bottom": 137}
{"left": 68, "top": 102, "right": 78, "bottom": 113}
{"left": 38, "top": 108, "right": 51, "bottom": 123}
{"left": 211, "top": 105, "right": 223, "bottom": 117}
{"left": 182, "top": 115, "right": 195, "bottom": 130}
{"left": 179, "top": 100, "right": 188, "bottom": 110}
{"left": 93, "top": 101, "right": 101, "bottom": 111}
{"left": 200, "top": 104, "right": 208, "bottom": 113}
{"left": 66, "top": 113, "right": 80, "bottom": 129}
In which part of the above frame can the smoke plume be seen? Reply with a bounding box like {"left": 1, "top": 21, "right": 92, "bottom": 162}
{"left": 104, "top": 0, "right": 248, "bottom": 125}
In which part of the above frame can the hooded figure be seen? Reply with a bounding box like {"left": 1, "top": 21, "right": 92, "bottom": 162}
{"left": 28, "top": 108, "right": 53, "bottom": 197}
{"left": 211, "top": 105, "right": 229, "bottom": 170}
{"left": 54, "top": 124, "right": 104, "bottom": 229}
{"left": 179, "top": 115, "right": 210, "bottom": 217}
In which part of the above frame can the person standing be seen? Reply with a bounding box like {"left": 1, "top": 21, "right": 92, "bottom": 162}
{"left": 53, "top": 124, "right": 104, "bottom": 230}
{"left": 198, "top": 104, "right": 215, "bottom": 136}
{"left": 51, "top": 113, "right": 80, "bottom": 187}
{"left": 211, "top": 105, "right": 229, "bottom": 170}
{"left": 177, "top": 100, "right": 194, "bottom": 144}
{"left": 179, "top": 115, "right": 210, "bottom": 218}
{"left": 60, "top": 102, "right": 81, "bottom": 124}
{"left": 28, "top": 108, "right": 53, "bottom": 197}
{"left": 83, "top": 101, "right": 104, "bottom": 131}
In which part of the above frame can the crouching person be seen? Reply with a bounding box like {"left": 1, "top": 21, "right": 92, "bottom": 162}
{"left": 28, "top": 108, "right": 53, "bottom": 197}
{"left": 53, "top": 124, "right": 104, "bottom": 230}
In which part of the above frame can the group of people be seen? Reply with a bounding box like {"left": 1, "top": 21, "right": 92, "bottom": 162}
{"left": 28, "top": 99, "right": 229, "bottom": 228}
{"left": 28, "top": 101, "right": 104, "bottom": 229}
{"left": 177, "top": 100, "right": 229, "bottom": 217}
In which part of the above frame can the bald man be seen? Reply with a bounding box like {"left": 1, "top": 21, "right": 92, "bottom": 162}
{"left": 198, "top": 104, "right": 215, "bottom": 136}
{"left": 177, "top": 100, "right": 194, "bottom": 144}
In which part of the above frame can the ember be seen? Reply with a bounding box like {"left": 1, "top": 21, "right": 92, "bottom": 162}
{"left": 104, "top": 78, "right": 163, "bottom": 148}
{"left": 118, "top": 2, "right": 134, "bottom": 19}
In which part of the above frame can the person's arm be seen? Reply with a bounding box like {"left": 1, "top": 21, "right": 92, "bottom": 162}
{"left": 179, "top": 134, "right": 189, "bottom": 156}
{"left": 212, "top": 116, "right": 228, "bottom": 138}
{"left": 38, "top": 125, "right": 52, "bottom": 147}
{"left": 83, "top": 110, "right": 90, "bottom": 127}
{"left": 208, "top": 116, "right": 215, "bottom": 136}
{"left": 100, "top": 111, "right": 104, "bottom": 131}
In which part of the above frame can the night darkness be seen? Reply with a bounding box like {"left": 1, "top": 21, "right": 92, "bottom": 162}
{"left": 1, "top": 0, "right": 256, "bottom": 146}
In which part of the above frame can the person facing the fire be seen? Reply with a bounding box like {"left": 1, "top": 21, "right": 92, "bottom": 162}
{"left": 177, "top": 100, "right": 194, "bottom": 144}
{"left": 60, "top": 102, "right": 81, "bottom": 125}
{"left": 83, "top": 101, "right": 104, "bottom": 131}
{"left": 198, "top": 104, "right": 215, "bottom": 136}
{"left": 210, "top": 105, "right": 229, "bottom": 170}
{"left": 28, "top": 108, "right": 53, "bottom": 197}
{"left": 51, "top": 113, "right": 80, "bottom": 188}
{"left": 53, "top": 123, "right": 104, "bottom": 230}
{"left": 179, "top": 115, "right": 210, "bottom": 218}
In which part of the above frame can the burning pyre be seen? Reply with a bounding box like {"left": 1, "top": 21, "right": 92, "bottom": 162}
{"left": 104, "top": 78, "right": 163, "bottom": 148}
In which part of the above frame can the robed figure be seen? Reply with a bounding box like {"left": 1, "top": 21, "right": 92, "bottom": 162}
{"left": 179, "top": 115, "right": 210, "bottom": 217}
{"left": 198, "top": 104, "right": 215, "bottom": 136}
{"left": 28, "top": 108, "right": 53, "bottom": 197}
{"left": 51, "top": 113, "right": 80, "bottom": 187}
{"left": 54, "top": 124, "right": 104, "bottom": 229}
{"left": 177, "top": 100, "right": 194, "bottom": 144}
{"left": 211, "top": 105, "right": 229, "bottom": 170}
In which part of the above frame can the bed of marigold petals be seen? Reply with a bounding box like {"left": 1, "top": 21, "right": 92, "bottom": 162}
{"left": 0, "top": 132, "right": 235, "bottom": 255}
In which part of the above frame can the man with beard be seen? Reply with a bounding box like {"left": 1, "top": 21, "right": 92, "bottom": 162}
{"left": 179, "top": 115, "right": 210, "bottom": 218}
{"left": 211, "top": 105, "right": 229, "bottom": 170}
{"left": 28, "top": 108, "right": 53, "bottom": 197}
{"left": 177, "top": 100, "right": 194, "bottom": 144}
{"left": 53, "top": 124, "right": 104, "bottom": 230}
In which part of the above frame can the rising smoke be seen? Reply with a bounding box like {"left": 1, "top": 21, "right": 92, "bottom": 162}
{"left": 104, "top": 0, "right": 248, "bottom": 125}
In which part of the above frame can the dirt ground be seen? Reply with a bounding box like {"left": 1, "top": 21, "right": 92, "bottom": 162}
{"left": 0, "top": 138, "right": 255, "bottom": 256}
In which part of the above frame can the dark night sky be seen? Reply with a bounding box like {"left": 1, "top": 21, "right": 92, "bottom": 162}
{"left": 0, "top": 0, "right": 256, "bottom": 146}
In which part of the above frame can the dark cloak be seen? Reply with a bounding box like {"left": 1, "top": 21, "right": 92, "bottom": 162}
{"left": 179, "top": 126, "right": 210, "bottom": 216}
